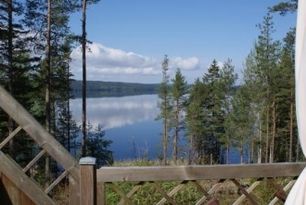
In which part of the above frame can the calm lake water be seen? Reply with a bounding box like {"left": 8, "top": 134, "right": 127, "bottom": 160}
{"left": 70, "top": 95, "right": 163, "bottom": 160}
{"left": 70, "top": 94, "right": 248, "bottom": 163}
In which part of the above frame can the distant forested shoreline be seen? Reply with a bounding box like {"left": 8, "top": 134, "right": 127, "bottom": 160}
{"left": 70, "top": 80, "right": 159, "bottom": 97}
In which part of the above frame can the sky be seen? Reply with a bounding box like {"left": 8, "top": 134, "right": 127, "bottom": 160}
{"left": 69, "top": 0, "right": 297, "bottom": 83}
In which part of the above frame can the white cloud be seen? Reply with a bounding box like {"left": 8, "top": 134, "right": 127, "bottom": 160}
{"left": 171, "top": 57, "right": 200, "bottom": 70}
{"left": 70, "top": 42, "right": 201, "bottom": 81}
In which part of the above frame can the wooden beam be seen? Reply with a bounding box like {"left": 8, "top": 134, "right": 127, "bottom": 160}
{"left": 0, "top": 151, "right": 55, "bottom": 205}
{"left": 97, "top": 163, "right": 305, "bottom": 183}
{"left": 80, "top": 157, "right": 97, "bottom": 205}
{"left": 69, "top": 176, "right": 80, "bottom": 205}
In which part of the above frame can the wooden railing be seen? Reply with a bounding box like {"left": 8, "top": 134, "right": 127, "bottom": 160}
{"left": 96, "top": 163, "right": 305, "bottom": 205}
{"left": 0, "top": 85, "right": 80, "bottom": 205}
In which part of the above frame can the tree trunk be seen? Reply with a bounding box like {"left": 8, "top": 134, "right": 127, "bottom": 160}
{"left": 7, "top": 0, "right": 14, "bottom": 156}
{"left": 250, "top": 139, "right": 254, "bottom": 163}
{"left": 289, "top": 89, "right": 294, "bottom": 162}
{"left": 226, "top": 144, "right": 229, "bottom": 164}
{"left": 269, "top": 100, "right": 276, "bottom": 163}
{"left": 188, "top": 135, "right": 194, "bottom": 165}
{"left": 44, "top": 0, "right": 52, "bottom": 187}
{"left": 258, "top": 113, "right": 262, "bottom": 163}
{"left": 240, "top": 141, "right": 243, "bottom": 164}
{"left": 81, "top": 0, "right": 87, "bottom": 157}
{"left": 173, "top": 100, "right": 179, "bottom": 164}
{"left": 265, "top": 106, "right": 269, "bottom": 163}
{"left": 162, "top": 94, "right": 168, "bottom": 165}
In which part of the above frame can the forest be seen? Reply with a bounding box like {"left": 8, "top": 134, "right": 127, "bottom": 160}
{"left": 157, "top": 1, "right": 298, "bottom": 165}
{"left": 71, "top": 80, "right": 159, "bottom": 97}
{"left": 0, "top": 0, "right": 299, "bottom": 186}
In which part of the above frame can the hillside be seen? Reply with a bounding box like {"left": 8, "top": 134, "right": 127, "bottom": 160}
{"left": 70, "top": 80, "right": 159, "bottom": 97}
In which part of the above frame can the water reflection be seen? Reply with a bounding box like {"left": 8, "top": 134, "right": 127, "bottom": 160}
{"left": 70, "top": 95, "right": 159, "bottom": 130}
{"left": 70, "top": 95, "right": 162, "bottom": 160}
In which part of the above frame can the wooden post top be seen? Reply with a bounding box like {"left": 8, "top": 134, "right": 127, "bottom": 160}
{"left": 80, "top": 157, "right": 96, "bottom": 165}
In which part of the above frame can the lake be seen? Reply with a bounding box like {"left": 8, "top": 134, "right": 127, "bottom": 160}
{"left": 70, "top": 94, "right": 248, "bottom": 163}
{"left": 70, "top": 95, "right": 163, "bottom": 160}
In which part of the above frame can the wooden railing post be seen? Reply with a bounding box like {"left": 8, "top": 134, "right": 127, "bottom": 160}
{"left": 80, "top": 157, "right": 97, "bottom": 205}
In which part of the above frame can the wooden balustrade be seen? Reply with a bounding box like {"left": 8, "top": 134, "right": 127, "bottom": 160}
{"left": 97, "top": 163, "right": 305, "bottom": 205}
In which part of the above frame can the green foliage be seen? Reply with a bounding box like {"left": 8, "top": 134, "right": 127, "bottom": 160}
{"left": 186, "top": 59, "right": 236, "bottom": 164}
{"left": 85, "top": 124, "right": 113, "bottom": 166}
{"left": 171, "top": 68, "right": 188, "bottom": 162}
{"left": 157, "top": 55, "right": 172, "bottom": 164}
{"left": 269, "top": 0, "right": 297, "bottom": 15}
{"left": 71, "top": 80, "right": 159, "bottom": 98}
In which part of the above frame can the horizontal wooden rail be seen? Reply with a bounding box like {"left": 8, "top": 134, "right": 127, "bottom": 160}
{"left": 97, "top": 163, "right": 305, "bottom": 183}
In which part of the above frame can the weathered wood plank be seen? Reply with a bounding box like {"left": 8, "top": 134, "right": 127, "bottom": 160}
{"left": 268, "top": 180, "right": 295, "bottom": 205}
{"left": 231, "top": 179, "right": 258, "bottom": 205}
{"left": 45, "top": 170, "right": 68, "bottom": 194}
{"left": 69, "top": 176, "right": 80, "bottom": 205}
{"left": 232, "top": 180, "right": 261, "bottom": 205}
{"left": 23, "top": 149, "right": 46, "bottom": 173}
{"left": 0, "top": 126, "right": 22, "bottom": 149}
{"left": 195, "top": 180, "right": 224, "bottom": 205}
{"left": 0, "top": 151, "right": 55, "bottom": 205}
{"left": 97, "top": 163, "right": 305, "bottom": 183}
{"left": 96, "top": 182, "right": 105, "bottom": 205}
{"left": 80, "top": 163, "right": 96, "bottom": 205}
{"left": 0, "top": 86, "right": 79, "bottom": 181}
{"left": 2, "top": 174, "right": 21, "bottom": 205}
{"left": 156, "top": 181, "right": 186, "bottom": 205}
{"left": 152, "top": 182, "right": 176, "bottom": 205}
{"left": 2, "top": 174, "right": 35, "bottom": 205}
{"left": 118, "top": 182, "right": 144, "bottom": 205}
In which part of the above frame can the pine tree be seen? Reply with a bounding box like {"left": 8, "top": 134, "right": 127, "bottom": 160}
{"left": 202, "top": 60, "right": 224, "bottom": 164}
{"left": 225, "top": 87, "right": 254, "bottom": 164}
{"left": 255, "top": 13, "right": 280, "bottom": 163}
{"left": 86, "top": 124, "right": 113, "bottom": 167}
{"left": 158, "top": 55, "right": 171, "bottom": 165}
{"left": 219, "top": 59, "right": 237, "bottom": 163}
{"left": 186, "top": 78, "right": 206, "bottom": 164}
{"left": 270, "top": 0, "right": 297, "bottom": 15}
{"left": 0, "top": 0, "right": 37, "bottom": 163}
{"left": 171, "top": 68, "right": 187, "bottom": 164}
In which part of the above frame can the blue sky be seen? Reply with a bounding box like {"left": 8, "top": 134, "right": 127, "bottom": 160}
{"left": 69, "top": 0, "right": 296, "bottom": 83}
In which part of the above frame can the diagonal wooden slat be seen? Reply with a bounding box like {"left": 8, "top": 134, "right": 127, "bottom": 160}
{"left": 233, "top": 180, "right": 261, "bottom": 205}
{"left": 151, "top": 181, "right": 177, "bottom": 205}
{"left": 268, "top": 180, "right": 296, "bottom": 205}
{"left": 23, "top": 149, "right": 46, "bottom": 173}
{"left": 107, "top": 182, "right": 133, "bottom": 205}
{"left": 191, "top": 180, "right": 209, "bottom": 197}
{"left": 0, "top": 151, "right": 55, "bottom": 205}
{"left": 0, "top": 126, "right": 22, "bottom": 149}
{"left": 118, "top": 181, "right": 144, "bottom": 205}
{"left": 0, "top": 86, "right": 79, "bottom": 181}
{"left": 45, "top": 170, "right": 69, "bottom": 194}
{"left": 231, "top": 179, "right": 258, "bottom": 205}
{"left": 195, "top": 180, "right": 225, "bottom": 205}
{"left": 156, "top": 181, "right": 187, "bottom": 205}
